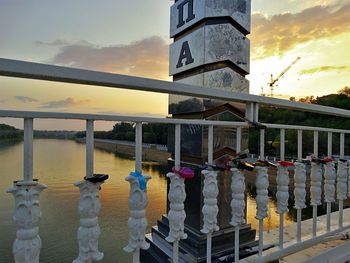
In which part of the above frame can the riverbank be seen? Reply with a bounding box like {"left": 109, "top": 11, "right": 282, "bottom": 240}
{"left": 76, "top": 138, "right": 171, "bottom": 165}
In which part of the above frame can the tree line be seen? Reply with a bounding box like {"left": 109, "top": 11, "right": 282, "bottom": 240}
{"left": 76, "top": 86, "right": 350, "bottom": 157}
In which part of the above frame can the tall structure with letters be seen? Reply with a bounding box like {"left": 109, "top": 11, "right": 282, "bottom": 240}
{"left": 142, "top": 1, "right": 256, "bottom": 262}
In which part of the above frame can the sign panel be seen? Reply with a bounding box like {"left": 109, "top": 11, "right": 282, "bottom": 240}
{"left": 170, "top": 0, "right": 251, "bottom": 38}
{"left": 169, "top": 24, "right": 250, "bottom": 76}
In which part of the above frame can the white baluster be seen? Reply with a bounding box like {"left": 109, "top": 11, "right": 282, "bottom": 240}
{"left": 201, "top": 169, "right": 219, "bottom": 263}
{"left": 310, "top": 162, "right": 322, "bottom": 237}
{"left": 123, "top": 173, "right": 151, "bottom": 255}
{"left": 166, "top": 172, "right": 187, "bottom": 243}
{"left": 294, "top": 162, "right": 306, "bottom": 210}
{"left": 256, "top": 166, "right": 269, "bottom": 220}
{"left": 276, "top": 164, "right": 289, "bottom": 215}
{"left": 337, "top": 160, "right": 348, "bottom": 228}
{"left": 7, "top": 180, "right": 47, "bottom": 263}
{"left": 337, "top": 160, "right": 348, "bottom": 200}
{"left": 276, "top": 163, "right": 290, "bottom": 248}
{"left": 324, "top": 161, "right": 336, "bottom": 232}
{"left": 230, "top": 168, "right": 246, "bottom": 262}
{"left": 325, "top": 161, "right": 336, "bottom": 203}
{"left": 230, "top": 168, "right": 246, "bottom": 226}
{"left": 255, "top": 166, "right": 269, "bottom": 257}
{"left": 73, "top": 180, "right": 105, "bottom": 263}
{"left": 201, "top": 170, "right": 219, "bottom": 234}
{"left": 310, "top": 162, "right": 322, "bottom": 206}
{"left": 294, "top": 162, "right": 306, "bottom": 242}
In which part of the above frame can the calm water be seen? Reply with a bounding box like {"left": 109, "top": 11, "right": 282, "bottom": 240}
{"left": 0, "top": 139, "right": 294, "bottom": 263}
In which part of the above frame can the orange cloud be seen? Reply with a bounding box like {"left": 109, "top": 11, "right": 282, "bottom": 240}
{"left": 251, "top": 3, "right": 350, "bottom": 59}
{"left": 50, "top": 36, "right": 169, "bottom": 80}
{"left": 40, "top": 97, "right": 91, "bottom": 109}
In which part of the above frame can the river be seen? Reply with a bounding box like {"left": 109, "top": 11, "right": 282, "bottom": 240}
{"left": 0, "top": 139, "right": 295, "bottom": 263}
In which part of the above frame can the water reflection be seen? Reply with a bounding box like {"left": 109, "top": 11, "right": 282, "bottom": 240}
{"left": 0, "top": 139, "right": 324, "bottom": 263}
{"left": 0, "top": 139, "right": 167, "bottom": 263}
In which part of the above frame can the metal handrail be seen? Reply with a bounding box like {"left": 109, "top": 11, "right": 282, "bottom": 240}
{"left": 1, "top": 58, "right": 350, "bottom": 118}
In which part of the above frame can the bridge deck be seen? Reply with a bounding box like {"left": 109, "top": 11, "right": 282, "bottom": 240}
{"left": 243, "top": 208, "right": 350, "bottom": 262}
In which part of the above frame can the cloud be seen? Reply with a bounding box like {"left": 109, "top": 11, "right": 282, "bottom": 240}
{"left": 15, "top": 96, "right": 38, "bottom": 103}
{"left": 50, "top": 36, "right": 169, "bottom": 80}
{"left": 34, "top": 39, "right": 91, "bottom": 47}
{"left": 251, "top": 3, "right": 350, "bottom": 59}
{"left": 40, "top": 97, "right": 90, "bottom": 109}
{"left": 299, "top": 65, "right": 349, "bottom": 75}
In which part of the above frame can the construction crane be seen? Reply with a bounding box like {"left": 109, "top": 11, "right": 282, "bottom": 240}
{"left": 267, "top": 56, "right": 301, "bottom": 97}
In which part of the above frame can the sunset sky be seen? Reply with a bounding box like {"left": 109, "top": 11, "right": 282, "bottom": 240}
{"left": 0, "top": 0, "right": 349, "bottom": 130}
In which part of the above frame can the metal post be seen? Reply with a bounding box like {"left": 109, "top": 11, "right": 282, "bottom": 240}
{"left": 312, "top": 206, "right": 317, "bottom": 238}
{"left": 24, "top": 118, "right": 34, "bottom": 182}
{"left": 174, "top": 124, "right": 181, "bottom": 263}
{"left": 314, "top": 131, "right": 319, "bottom": 157}
{"left": 207, "top": 232, "right": 212, "bottom": 263}
{"left": 328, "top": 132, "right": 332, "bottom": 158}
{"left": 297, "top": 209, "right": 302, "bottom": 242}
{"left": 133, "top": 250, "right": 140, "bottom": 263}
{"left": 259, "top": 219, "right": 264, "bottom": 257}
{"left": 327, "top": 202, "right": 331, "bottom": 232}
{"left": 235, "top": 226, "right": 240, "bottom": 262}
{"left": 86, "top": 120, "right": 94, "bottom": 178}
{"left": 236, "top": 127, "right": 242, "bottom": 153}
{"left": 260, "top": 129, "right": 265, "bottom": 160}
{"left": 339, "top": 200, "right": 344, "bottom": 228}
{"left": 340, "top": 133, "right": 345, "bottom": 159}
{"left": 207, "top": 125, "right": 214, "bottom": 263}
{"left": 297, "top": 130, "right": 302, "bottom": 161}
{"left": 135, "top": 123, "right": 142, "bottom": 173}
{"left": 175, "top": 124, "right": 181, "bottom": 169}
{"left": 134, "top": 122, "right": 143, "bottom": 263}
{"left": 208, "top": 126, "right": 214, "bottom": 165}
{"left": 280, "top": 129, "right": 285, "bottom": 161}
{"left": 279, "top": 214, "right": 284, "bottom": 248}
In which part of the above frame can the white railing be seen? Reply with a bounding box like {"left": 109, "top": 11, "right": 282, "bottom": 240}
{"left": 1, "top": 58, "right": 350, "bottom": 263}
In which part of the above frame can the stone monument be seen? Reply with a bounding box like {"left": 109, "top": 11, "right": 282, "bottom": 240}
{"left": 142, "top": 1, "right": 256, "bottom": 262}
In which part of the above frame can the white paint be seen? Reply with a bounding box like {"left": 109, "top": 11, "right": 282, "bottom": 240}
{"left": 276, "top": 162, "right": 289, "bottom": 249}
{"left": 208, "top": 125, "right": 214, "bottom": 165}
{"left": 260, "top": 130, "right": 265, "bottom": 160}
{"left": 328, "top": 133, "right": 333, "bottom": 157}
{"left": 3, "top": 58, "right": 350, "bottom": 118}
{"left": 276, "top": 164, "right": 289, "bottom": 214}
{"left": 201, "top": 170, "right": 219, "bottom": 234}
{"left": 166, "top": 172, "right": 187, "bottom": 243}
{"left": 86, "top": 120, "right": 94, "bottom": 178}
{"left": 255, "top": 166, "right": 269, "bottom": 220}
{"left": 135, "top": 123, "right": 142, "bottom": 173}
{"left": 294, "top": 162, "right": 306, "bottom": 210}
{"left": 124, "top": 172, "right": 151, "bottom": 254}
{"left": 280, "top": 129, "right": 285, "bottom": 161}
{"left": 73, "top": 180, "right": 104, "bottom": 263}
{"left": 314, "top": 131, "right": 319, "bottom": 157}
{"left": 230, "top": 168, "right": 246, "bottom": 226}
{"left": 236, "top": 127, "right": 242, "bottom": 153}
{"left": 235, "top": 225, "right": 240, "bottom": 263}
{"left": 336, "top": 160, "right": 348, "bottom": 201}
{"left": 340, "top": 133, "right": 345, "bottom": 159}
{"left": 324, "top": 162, "right": 336, "bottom": 203}
{"left": 297, "top": 130, "right": 302, "bottom": 161}
{"left": 7, "top": 181, "right": 47, "bottom": 263}
{"left": 24, "top": 118, "right": 33, "bottom": 182}
{"left": 175, "top": 124, "right": 181, "bottom": 169}
{"left": 310, "top": 162, "right": 322, "bottom": 206}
